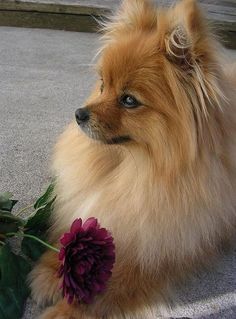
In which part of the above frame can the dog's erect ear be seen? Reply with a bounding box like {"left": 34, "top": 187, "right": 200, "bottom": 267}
{"left": 164, "top": 0, "right": 212, "bottom": 69}
{"left": 101, "top": 0, "right": 157, "bottom": 41}
{"left": 163, "top": 0, "right": 224, "bottom": 119}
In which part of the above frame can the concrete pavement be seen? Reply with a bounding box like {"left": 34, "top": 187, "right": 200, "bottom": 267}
{"left": 0, "top": 27, "right": 236, "bottom": 319}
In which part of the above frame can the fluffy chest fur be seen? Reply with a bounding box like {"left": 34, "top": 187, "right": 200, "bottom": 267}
{"left": 51, "top": 122, "right": 236, "bottom": 272}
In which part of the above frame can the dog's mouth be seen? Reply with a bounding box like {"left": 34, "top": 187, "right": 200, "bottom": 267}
{"left": 106, "top": 136, "right": 131, "bottom": 145}
{"left": 78, "top": 122, "right": 131, "bottom": 145}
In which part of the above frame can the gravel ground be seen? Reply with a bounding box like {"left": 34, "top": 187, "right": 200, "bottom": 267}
{"left": 0, "top": 27, "right": 236, "bottom": 319}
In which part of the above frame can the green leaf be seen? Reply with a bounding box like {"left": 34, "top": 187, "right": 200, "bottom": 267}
{"left": 21, "top": 232, "right": 47, "bottom": 262}
{"left": 34, "top": 182, "right": 55, "bottom": 209}
{"left": 0, "top": 288, "right": 23, "bottom": 319}
{"left": 22, "top": 182, "right": 56, "bottom": 261}
{"left": 0, "top": 244, "right": 31, "bottom": 319}
{"left": 0, "top": 192, "right": 12, "bottom": 204}
{"left": 0, "top": 244, "right": 31, "bottom": 287}
{"left": 0, "top": 212, "right": 24, "bottom": 234}
{"left": 0, "top": 222, "right": 19, "bottom": 234}
{"left": 25, "top": 196, "right": 55, "bottom": 232}
{"left": 22, "top": 197, "right": 55, "bottom": 261}
{"left": 0, "top": 211, "right": 23, "bottom": 223}
{"left": 0, "top": 192, "right": 18, "bottom": 213}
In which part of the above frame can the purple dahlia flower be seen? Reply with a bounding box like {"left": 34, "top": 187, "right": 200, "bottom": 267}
{"left": 58, "top": 217, "right": 115, "bottom": 304}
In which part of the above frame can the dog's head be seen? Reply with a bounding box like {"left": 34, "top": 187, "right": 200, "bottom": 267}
{"left": 75, "top": 0, "right": 224, "bottom": 170}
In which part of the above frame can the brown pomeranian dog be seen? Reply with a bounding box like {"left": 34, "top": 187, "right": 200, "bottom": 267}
{"left": 29, "top": 0, "right": 236, "bottom": 318}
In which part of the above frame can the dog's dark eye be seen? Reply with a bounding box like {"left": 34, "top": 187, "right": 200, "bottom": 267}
{"left": 120, "top": 95, "right": 140, "bottom": 108}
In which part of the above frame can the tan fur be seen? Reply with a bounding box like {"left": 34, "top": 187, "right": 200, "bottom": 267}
{"left": 29, "top": 0, "right": 236, "bottom": 318}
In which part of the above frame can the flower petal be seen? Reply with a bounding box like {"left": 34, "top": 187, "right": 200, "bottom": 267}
{"left": 70, "top": 218, "right": 83, "bottom": 234}
{"left": 58, "top": 247, "right": 66, "bottom": 261}
{"left": 60, "top": 232, "right": 76, "bottom": 246}
{"left": 83, "top": 217, "right": 98, "bottom": 231}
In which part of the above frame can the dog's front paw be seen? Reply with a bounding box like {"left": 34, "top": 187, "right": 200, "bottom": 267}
{"left": 38, "top": 307, "right": 72, "bottom": 319}
{"left": 28, "top": 250, "right": 61, "bottom": 306}
{"left": 37, "top": 300, "right": 85, "bottom": 319}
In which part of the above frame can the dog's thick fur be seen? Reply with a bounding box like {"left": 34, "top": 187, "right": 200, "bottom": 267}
{"left": 29, "top": 0, "right": 236, "bottom": 318}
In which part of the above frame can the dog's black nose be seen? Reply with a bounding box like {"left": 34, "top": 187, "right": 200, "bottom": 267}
{"left": 75, "top": 107, "right": 90, "bottom": 125}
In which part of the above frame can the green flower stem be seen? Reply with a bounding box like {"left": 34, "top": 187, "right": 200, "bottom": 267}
{"left": 0, "top": 240, "right": 5, "bottom": 246}
{"left": 15, "top": 204, "right": 34, "bottom": 216}
{"left": 6, "top": 232, "right": 60, "bottom": 253}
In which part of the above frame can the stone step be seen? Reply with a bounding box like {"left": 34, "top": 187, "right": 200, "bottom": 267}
{"left": 0, "top": 0, "right": 235, "bottom": 49}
